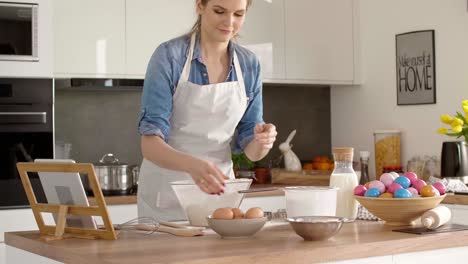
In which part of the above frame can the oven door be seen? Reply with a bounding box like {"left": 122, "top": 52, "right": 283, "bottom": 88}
{"left": 0, "top": 78, "right": 53, "bottom": 209}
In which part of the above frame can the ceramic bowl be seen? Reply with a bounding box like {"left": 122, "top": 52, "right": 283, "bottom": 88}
{"left": 206, "top": 216, "right": 267, "bottom": 238}
{"left": 287, "top": 216, "right": 345, "bottom": 241}
{"left": 171, "top": 179, "right": 252, "bottom": 227}
{"left": 354, "top": 194, "right": 446, "bottom": 226}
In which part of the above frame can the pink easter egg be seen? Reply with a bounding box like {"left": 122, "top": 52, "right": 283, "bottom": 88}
{"left": 406, "top": 187, "right": 418, "bottom": 196}
{"left": 369, "top": 180, "right": 386, "bottom": 194}
{"left": 412, "top": 179, "right": 427, "bottom": 193}
{"left": 380, "top": 173, "right": 395, "bottom": 187}
{"left": 387, "top": 183, "right": 403, "bottom": 194}
{"left": 432, "top": 182, "right": 445, "bottom": 195}
{"left": 403, "top": 172, "right": 418, "bottom": 185}
{"left": 354, "top": 185, "right": 367, "bottom": 196}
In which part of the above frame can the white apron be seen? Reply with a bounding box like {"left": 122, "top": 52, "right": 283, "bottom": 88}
{"left": 137, "top": 34, "right": 249, "bottom": 221}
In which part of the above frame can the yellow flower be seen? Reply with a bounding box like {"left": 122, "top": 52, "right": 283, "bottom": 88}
{"left": 452, "top": 126, "right": 463, "bottom": 133}
{"left": 463, "top": 104, "right": 468, "bottom": 114}
{"left": 451, "top": 117, "right": 464, "bottom": 127}
{"left": 462, "top": 100, "right": 468, "bottom": 106}
{"left": 440, "top": 115, "right": 453, "bottom": 125}
{"left": 437, "top": 127, "right": 448, "bottom": 134}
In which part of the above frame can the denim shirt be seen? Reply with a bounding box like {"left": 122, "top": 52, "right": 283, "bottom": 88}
{"left": 138, "top": 34, "right": 264, "bottom": 153}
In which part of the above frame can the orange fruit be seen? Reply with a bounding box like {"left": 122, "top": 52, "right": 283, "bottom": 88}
{"left": 303, "top": 163, "right": 314, "bottom": 170}
{"left": 317, "top": 162, "right": 330, "bottom": 170}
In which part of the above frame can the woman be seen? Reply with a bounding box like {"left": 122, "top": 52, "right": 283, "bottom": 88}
{"left": 137, "top": 0, "right": 277, "bottom": 221}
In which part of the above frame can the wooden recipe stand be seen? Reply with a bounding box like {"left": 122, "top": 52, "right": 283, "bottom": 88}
{"left": 16, "top": 162, "right": 118, "bottom": 241}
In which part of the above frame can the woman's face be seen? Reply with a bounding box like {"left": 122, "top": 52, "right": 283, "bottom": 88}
{"left": 197, "top": 0, "right": 248, "bottom": 42}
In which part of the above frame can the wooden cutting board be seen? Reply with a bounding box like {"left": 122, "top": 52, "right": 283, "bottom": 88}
{"left": 271, "top": 168, "right": 332, "bottom": 186}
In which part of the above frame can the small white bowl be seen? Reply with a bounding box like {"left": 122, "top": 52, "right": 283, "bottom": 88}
{"left": 206, "top": 216, "right": 267, "bottom": 238}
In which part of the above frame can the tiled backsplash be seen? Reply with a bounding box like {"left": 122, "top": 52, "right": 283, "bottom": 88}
{"left": 55, "top": 84, "right": 331, "bottom": 167}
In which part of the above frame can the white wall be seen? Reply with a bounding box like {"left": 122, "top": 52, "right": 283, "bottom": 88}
{"left": 331, "top": 0, "right": 468, "bottom": 179}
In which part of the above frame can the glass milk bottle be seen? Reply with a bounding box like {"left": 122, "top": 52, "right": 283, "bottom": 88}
{"left": 329, "top": 147, "right": 359, "bottom": 220}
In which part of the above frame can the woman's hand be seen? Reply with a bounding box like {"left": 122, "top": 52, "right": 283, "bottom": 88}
{"left": 254, "top": 123, "right": 277, "bottom": 149}
{"left": 185, "top": 157, "right": 228, "bottom": 195}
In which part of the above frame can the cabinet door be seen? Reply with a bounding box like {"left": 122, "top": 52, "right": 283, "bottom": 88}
{"left": 237, "top": 0, "right": 285, "bottom": 80}
{"left": 126, "top": 0, "right": 196, "bottom": 77}
{"left": 284, "top": 0, "right": 355, "bottom": 84}
{"left": 53, "top": 0, "right": 126, "bottom": 77}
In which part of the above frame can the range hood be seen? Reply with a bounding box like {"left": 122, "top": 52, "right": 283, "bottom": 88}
{"left": 55, "top": 78, "right": 144, "bottom": 91}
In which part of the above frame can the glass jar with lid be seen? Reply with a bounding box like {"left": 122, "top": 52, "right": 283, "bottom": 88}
{"left": 374, "top": 130, "right": 401, "bottom": 180}
{"left": 329, "top": 147, "right": 358, "bottom": 220}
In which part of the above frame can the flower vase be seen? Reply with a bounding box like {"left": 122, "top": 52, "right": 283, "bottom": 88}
{"left": 441, "top": 141, "right": 468, "bottom": 182}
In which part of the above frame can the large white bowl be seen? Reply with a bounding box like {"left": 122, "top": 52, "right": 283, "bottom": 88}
{"left": 171, "top": 179, "right": 252, "bottom": 226}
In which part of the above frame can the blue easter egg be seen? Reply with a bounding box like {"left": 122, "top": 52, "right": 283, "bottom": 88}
{"left": 394, "top": 188, "right": 412, "bottom": 198}
{"left": 364, "top": 188, "right": 381, "bottom": 197}
{"left": 394, "top": 176, "right": 411, "bottom": 189}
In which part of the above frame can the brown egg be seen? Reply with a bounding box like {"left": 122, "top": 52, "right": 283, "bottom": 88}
{"left": 212, "top": 208, "right": 234, "bottom": 219}
{"left": 231, "top": 208, "right": 244, "bottom": 219}
{"left": 245, "top": 207, "right": 264, "bottom": 219}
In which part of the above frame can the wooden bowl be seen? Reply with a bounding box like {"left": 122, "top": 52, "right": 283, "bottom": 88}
{"left": 354, "top": 195, "right": 446, "bottom": 226}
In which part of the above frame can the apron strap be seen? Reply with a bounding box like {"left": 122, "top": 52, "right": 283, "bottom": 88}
{"left": 180, "top": 34, "right": 197, "bottom": 82}
{"left": 232, "top": 52, "right": 244, "bottom": 84}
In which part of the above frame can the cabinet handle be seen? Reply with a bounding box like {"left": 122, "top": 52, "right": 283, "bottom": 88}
{"left": 0, "top": 112, "right": 47, "bottom": 124}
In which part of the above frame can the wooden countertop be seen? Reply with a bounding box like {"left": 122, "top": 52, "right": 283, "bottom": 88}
{"left": 5, "top": 221, "right": 468, "bottom": 264}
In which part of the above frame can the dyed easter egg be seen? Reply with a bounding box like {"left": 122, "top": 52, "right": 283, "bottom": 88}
{"left": 432, "top": 182, "right": 446, "bottom": 195}
{"left": 394, "top": 188, "right": 412, "bottom": 198}
{"left": 354, "top": 185, "right": 367, "bottom": 196}
{"left": 403, "top": 172, "right": 418, "bottom": 185}
{"left": 406, "top": 187, "right": 418, "bottom": 196}
{"left": 389, "top": 172, "right": 400, "bottom": 178}
{"left": 387, "top": 183, "right": 403, "bottom": 194}
{"left": 420, "top": 185, "right": 437, "bottom": 197}
{"left": 369, "top": 180, "right": 386, "bottom": 193}
{"left": 394, "top": 176, "right": 411, "bottom": 189}
{"left": 364, "top": 181, "right": 371, "bottom": 189}
{"left": 379, "top": 192, "right": 393, "bottom": 198}
{"left": 380, "top": 173, "right": 395, "bottom": 187}
{"left": 412, "top": 179, "right": 427, "bottom": 193}
{"left": 365, "top": 188, "right": 381, "bottom": 197}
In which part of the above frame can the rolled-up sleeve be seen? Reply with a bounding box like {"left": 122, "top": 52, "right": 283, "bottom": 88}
{"left": 138, "top": 43, "right": 175, "bottom": 142}
{"left": 233, "top": 58, "right": 264, "bottom": 153}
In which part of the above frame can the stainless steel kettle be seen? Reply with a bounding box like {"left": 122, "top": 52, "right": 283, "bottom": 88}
{"left": 441, "top": 141, "right": 468, "bottom": 184}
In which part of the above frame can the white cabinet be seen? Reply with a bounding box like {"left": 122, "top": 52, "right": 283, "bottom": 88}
{"left": 125, "top": 0, "right": 195, "bottom": 78}
{"left": 0, "top": 0, "right": 53, "bottom": 78}
{"left": 237, "top": 0, "right": 285, "bottom": 80}
{"left": 284, "top": 0, "right": 357, "bottom": 84}
{"left": 52, "top": 0, "right": 126, "bottom": 78}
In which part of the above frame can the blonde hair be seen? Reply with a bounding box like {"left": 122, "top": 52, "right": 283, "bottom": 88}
{"left": 190, "top": 0, "right": 252, "bottom": 36}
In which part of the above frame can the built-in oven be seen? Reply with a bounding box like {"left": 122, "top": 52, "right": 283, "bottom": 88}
{"left": 0, "top": 2, "right": 39, "bottom": 61}
{"left": 0, "top": 78, "right": 53, "bottom": 209}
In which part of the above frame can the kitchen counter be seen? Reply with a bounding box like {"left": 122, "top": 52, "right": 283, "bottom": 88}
{"left": 87, "top": 184, "right": 286, "bottom": 206}
{"left": 90, "top": 185, "right": 468, "bottom": 206}
{"left": 5, "top": 221, "right": 468, "bottom": 263}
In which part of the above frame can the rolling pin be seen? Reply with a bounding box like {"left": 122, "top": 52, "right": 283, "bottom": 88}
{"left": 421, "top": 206, "right": 452, "bottom": 229}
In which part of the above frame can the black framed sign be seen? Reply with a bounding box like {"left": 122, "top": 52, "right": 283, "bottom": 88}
{"left": 395, "top": 30, "right": 436, "bottom": 105}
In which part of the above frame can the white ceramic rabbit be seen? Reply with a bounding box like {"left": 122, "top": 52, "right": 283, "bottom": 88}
{"left": 279, "top": 130, "right": 302, "bottom": 171}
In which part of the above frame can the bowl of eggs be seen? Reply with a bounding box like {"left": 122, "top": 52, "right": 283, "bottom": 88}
{"left": 207, "top": 207, "right": 267, "bottom": 238}
{"left": 354, "top": 172, "right": 446, "bottom": 226}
